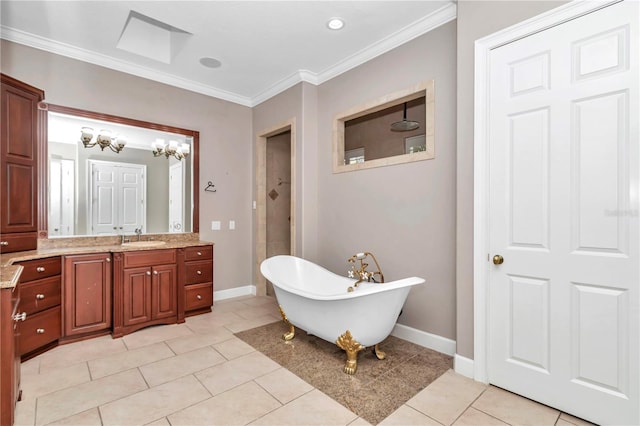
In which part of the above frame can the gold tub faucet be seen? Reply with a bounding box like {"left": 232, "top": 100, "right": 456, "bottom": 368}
{"left": 347, "top": 252, "right": 384, "bottom": 292}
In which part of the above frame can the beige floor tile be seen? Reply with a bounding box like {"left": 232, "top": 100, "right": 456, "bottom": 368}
{"left": 37, "top": 335, "right": 127, "bottom": 372}
{"left": 48, "top": 408, "right": 102, "bottom": 425}
{"left": 235, "top": 304, "right": 279, "bottom": 320}
{"left": 88, "top": 341, "right": 174, "bottom": 379}
{"left": 255, "top": 367, "right": 314, "bottom": 404}
{"left": 472, "top": 386, "right": 560, "bottom": 426}
{"left": 213, "top": 336, "right": 256, "bottom": 360}
{"left": 122, "top": 323, "right": 194, "bottom": 350}
{"left": 379, "top": 405, "right": 442, "bottom": 425}
{"left": 145, "top": 418, "right": 171, "bottom": 425}
{"left": 168, "top": 381, "right": 281, "bottom": 425}
{"left": 99, "top": 375, "right": 211, "bottom": 425}
{"left": 139, "top": 346, "right": 227, "bottom": 387}
{"left": 14, "top": 397, "right": 36, "bottom": 426}
{"left": 36, "top": 368, "right": 148, "bottom": 425}
{"left": 196, "top": 351, "right": 281, "bottom": 395}
{"left": 557, "top": 419, "right": 575, "bottom": 426}
{"left": 184, "top": 310, "right": 245, "bottom": 333}
{"left": 212, "top": 300, "right": 252, "bottom": 313}
{"left": 239, "top": 295, "right": 278, "bottom": 307}
{"left": 250, "top": 389, "right": 358, "bottom": 425}
{"left": 165, "top": 327, "right": 234, "bottom": 354}
{"left": 20, "top": 362, "right": 91, "bottom": 398}
{"left": 20, "top": 357, "right": 40, "bottom": 375}
{"left": 559, "top": 412, "right": 597, "bottom": 426}
{"left": 406, "top": 369, "right": 487, "bottom": 425}
{"left": 453, "top": 407, "right": 508, "bottom": 425}
{"left": 348, "top": 417, "right": 374, "bottom": 426}
{"left": 223, "top": 314, "right": 280, "bottom": 333}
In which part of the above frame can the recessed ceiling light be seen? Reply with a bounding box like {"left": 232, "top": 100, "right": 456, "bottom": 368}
{"left": 199, "top": 57, "right": 222, "bottom": 69}
{"left": 327, "top": 17, "right": 344, "bottom": 30}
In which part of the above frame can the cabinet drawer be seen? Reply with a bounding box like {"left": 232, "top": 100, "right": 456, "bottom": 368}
{"left": 185, "top": 283, "right": 213, "bottom": 311}
{"left": 20, "top": 276, "right": 61, "bottom": 315}
{"left": 17, "top": 257, "right": 61, "bottom": 282}
{"left": 185, "top": 260, "right": 213, "bottom": 285}
{"left": 0, "top": 232, "right": 37, "bottom": 254}
{"left": 123, "top": 249, "right": 176, "bottom": 268}
{"left": 20, "top": 306, "right": 61, "bottom": 356}
{"left": 184, "top": 245, "right": 213, "bottom": 261}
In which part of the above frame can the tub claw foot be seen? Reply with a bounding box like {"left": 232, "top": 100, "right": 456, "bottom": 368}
{"left": 336, "top": 330, "right": 364, "bottom": 375}
{"left": 373, "top": 344, "right": 386, "bottom": 360}
{"left": 278, "top": 305, "right": 296, "bottom": 341}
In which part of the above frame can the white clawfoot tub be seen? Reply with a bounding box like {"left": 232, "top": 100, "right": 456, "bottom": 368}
{"left": 260, "top": 255, "right": 425, "bottom": 374}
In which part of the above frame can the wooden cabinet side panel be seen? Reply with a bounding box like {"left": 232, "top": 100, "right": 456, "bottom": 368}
{"left": 0, "top": 288, "right": 17, "bottom": 426}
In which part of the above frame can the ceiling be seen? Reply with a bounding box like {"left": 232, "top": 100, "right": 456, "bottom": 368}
{"left": 0, "top": 1, "right": 456, "bottom": 107}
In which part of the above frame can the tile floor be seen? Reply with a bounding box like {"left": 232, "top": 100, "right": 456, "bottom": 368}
{"left": 14, "top": 295, "right": 595, "bottom": 426}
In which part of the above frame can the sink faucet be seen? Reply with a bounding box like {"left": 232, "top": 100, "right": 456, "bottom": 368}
{"left": 134, "top": 228, "right": 142, "bottom": 241}
{"left": 346, "top": 252, "right": 384, "bottom": 292}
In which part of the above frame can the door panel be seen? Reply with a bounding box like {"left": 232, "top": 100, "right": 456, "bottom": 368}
{"left": 123, "top": 267, "right": 151, "bottom": 326}
{"left": 152, "top": 265, "right": 176, "bottom": 320}
{"left": 487, "top": 2, "right": 638, "bottom": 424}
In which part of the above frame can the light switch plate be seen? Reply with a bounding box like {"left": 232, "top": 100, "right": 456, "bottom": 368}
{"left": 229, "top": 220, "right": 235, "bottom": 230}
{"left": 211, "top": 221, "right": 221, "bottom": 230}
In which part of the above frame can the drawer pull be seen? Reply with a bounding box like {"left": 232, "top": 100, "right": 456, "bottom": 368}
{"left": 12, "top": 312, "right": 26, "bottom": 322}
{"left": 196, "top": 270, "right": 202, "bottom": 275}
{"left": 146, "top": 271, "right": 151, "bottom": 276}
{"left": 106, "top": 258, "right": 111, "bottom": 262}
{"left": 36, "top": 294, "right": 45, "bottom": 300}
{"left": 153, "top": 270, "right": 158, "bottom": 275}
{"left": 36, "top": 266, "right": 46, "bottom": 272}
{"left": 197, "top": 251, "right": 202, "bottom": 256}
{"left": 196, "top": 294, "right": 202, "bottom": 300}
{"left": 0, "top": 241, "right": 8, "bottom": 246}
{"left": 36, "top": 328, "right": 45, "bottom": 334}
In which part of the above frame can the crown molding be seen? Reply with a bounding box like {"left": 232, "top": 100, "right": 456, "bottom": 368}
{"left": 1, "top": 1, "right": 456, "bottom": 108}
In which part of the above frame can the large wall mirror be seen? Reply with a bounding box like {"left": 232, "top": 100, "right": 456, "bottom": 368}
{"left": 43, "top": 104, "right": 199, "bottom": 238}
{"left": 333, "top": 80, "right": 434, "bottom": 173}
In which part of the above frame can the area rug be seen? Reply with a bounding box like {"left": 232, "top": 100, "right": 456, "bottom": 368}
{"left": 235, "top": 321, "right": 452, "bottom": 425}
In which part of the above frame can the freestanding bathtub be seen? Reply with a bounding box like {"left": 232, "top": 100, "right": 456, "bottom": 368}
{"left": 260, "top": 255, "right": 425, "bottom": 374}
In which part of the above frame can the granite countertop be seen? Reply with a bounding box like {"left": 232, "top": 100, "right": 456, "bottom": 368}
{"left": 0, "top": 233, "right": 213, "bottom": 289}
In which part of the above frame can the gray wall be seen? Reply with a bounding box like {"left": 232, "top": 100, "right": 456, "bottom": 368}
{"left": 455, "top": 0, "right": 567, "bottom": 359}
{"left": 1, "top": 39, "right": 253, "bottom": 291}
{"left": 316, "top": 22, "right": 457, "bottom": 340}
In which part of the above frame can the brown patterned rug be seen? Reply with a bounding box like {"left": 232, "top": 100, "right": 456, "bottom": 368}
{"left": 235, "top": 321, "right": 452, "bottom": 425}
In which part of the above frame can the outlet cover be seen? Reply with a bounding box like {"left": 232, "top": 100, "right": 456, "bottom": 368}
{"left": 211, "top": 221, "right": 221, "bottom": 230}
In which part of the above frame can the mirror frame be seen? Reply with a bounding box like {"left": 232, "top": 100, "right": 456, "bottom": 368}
{"left": 332, "top": 80, "right": 434, "bottom": 173}
{"left": 38, "top": 103, "right": 199, "bottom": 238}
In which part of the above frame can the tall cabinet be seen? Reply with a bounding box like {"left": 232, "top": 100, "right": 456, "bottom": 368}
{"left": 0, "top": 74, "right": 44, "bottom": 253}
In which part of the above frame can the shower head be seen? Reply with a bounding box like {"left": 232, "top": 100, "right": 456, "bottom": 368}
{"left": 390, "top": 102, "right": 420, "bottom": 132}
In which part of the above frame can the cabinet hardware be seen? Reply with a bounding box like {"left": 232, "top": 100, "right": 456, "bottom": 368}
{"left": 197, "top": 251, "right": 202, "bottom": 256}
{"left": 36, "top": 294, "right": 45, "bottom": 300}
{"left": 196, "top": 294, "right": 202, "bottom": 300}
{"left": 36, "top": 266, "right": 45, "bottom": 272}
{"left": 36, "top": 328, "right": 45, "bottom": 334}
{"left": 196, "top": 270, "right": 202, "bottom": 275}
{"left": 106, "top": 258, "right": 111, "bottom": 262}
{"left": 153, "top": 270, "right": 158, "bottom": 275}
{"left": 12, "top": 312, "right": 26, "bottom": 322}
{"left": 146, "top": 271, "right": 151, "bottom": 276}
{"left": 0, "top": 241, "right": 8, "bottom": 246}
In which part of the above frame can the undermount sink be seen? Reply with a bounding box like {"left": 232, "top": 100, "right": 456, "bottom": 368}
{"left": 121, "top": 240, "right": 167, "bottom": 248}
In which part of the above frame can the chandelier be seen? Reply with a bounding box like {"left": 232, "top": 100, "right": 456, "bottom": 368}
{"left": 80, "top": 127, "right": 126, "bottom": 153}
{"left": 152, "top": 139, "right": 190, "bottom": 160}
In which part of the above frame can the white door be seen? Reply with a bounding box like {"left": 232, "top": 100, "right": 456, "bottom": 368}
{"left": 49, "top": 158, "right": 75, "bottom": 236}
{"left": 487, "top": 2, "right": 638, "bottom": 425}
{"left": 169, "top": 162, "right": 184, "bottom": 233}
{"left": 90, "top": 161, "right": 145, "bottom": 235}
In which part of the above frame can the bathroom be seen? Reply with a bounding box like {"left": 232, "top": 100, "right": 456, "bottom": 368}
{"left": 1, "top": 1, "right": 638, "bottom": 424}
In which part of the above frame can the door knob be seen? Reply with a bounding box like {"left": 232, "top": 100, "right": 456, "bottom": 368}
{"left": 493, "top": 254, "right": 504, "bottom": 265}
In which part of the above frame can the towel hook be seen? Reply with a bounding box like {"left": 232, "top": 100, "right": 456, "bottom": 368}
{"left": 205, "top": 181, "right": 217, "bottom": 192}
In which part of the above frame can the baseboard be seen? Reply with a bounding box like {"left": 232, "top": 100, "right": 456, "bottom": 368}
{"left": 391, "top": 323, "right": 456, "bottom": 356}
{"left": 454, "top": 354, "right": 474, "bottom": 378}
{"left": 214, "top": 285, "right": 256, "bottom": 301}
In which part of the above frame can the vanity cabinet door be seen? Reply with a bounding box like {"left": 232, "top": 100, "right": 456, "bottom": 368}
{"left": 122, "top": 266, "right": 153, "bottom": 327}
{"left": 0, "top": 285, "right": 21, "bottom": 426}
{"left": 151, "top": 264, "right": 177, "bottom": 320}
{"left": 63, "top": 254, "right": 112, "bottom": 337}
